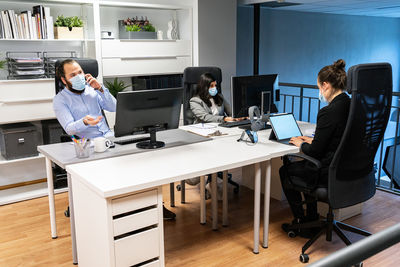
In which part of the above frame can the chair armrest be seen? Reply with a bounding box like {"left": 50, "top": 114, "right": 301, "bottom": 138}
{"left": 283, "top": 153, "right": 322, "bottom": 169}
{"left": 282, "top": 153, "right": 324, "bottom": 193}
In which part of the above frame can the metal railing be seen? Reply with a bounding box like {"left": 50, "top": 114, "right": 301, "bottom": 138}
{"left": 278, "top": 82, "right": 400, "bottom": 195}
{"left": 308, "top": 223, "right": 400, "bottom": 267}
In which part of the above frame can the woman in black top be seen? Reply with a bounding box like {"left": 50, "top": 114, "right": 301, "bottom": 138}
{"left": 280, "top": 59, "right": 350, "bottom": 237}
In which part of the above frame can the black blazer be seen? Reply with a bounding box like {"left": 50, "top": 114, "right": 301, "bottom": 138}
{"left": 301, "top": 93, "right": 351, "bottom": 173}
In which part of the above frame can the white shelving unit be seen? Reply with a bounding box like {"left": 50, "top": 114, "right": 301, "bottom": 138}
{"left": 0, "top": 0, "right": 197, "bottom": 204}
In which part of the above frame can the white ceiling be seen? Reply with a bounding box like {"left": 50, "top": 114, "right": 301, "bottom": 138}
{"left": 239, "top": 0, "right": 400, "bottom": 18}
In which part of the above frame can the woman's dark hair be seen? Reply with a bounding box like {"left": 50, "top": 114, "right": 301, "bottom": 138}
{"left": 318, "top": 59, "right": 347, "bottom": 90}
{"left": 196, "top": 73, "right": 223, "bottom": 107}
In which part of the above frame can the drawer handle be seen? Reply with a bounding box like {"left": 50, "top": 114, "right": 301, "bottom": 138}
{"left": 18, "top": 138, "right": 25, "bottom": 144}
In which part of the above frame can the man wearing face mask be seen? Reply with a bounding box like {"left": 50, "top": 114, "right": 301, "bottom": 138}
{"left": 190, "top": 72, "right": 246, "bottom": 123}
{"left": 53, "top": 59, "right": 177, "bottom": 220}
{"left": 53, "top": 59, "right": 116, "bottom": 139}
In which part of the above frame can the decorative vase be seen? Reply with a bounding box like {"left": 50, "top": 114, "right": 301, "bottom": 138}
{"left": 167, "top": 18, "right": 178, "bottom": 40}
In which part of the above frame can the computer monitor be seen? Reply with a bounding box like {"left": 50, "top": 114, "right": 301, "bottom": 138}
{"left": 114, "top": 87, "right": 183, "bottom": 149}
{"left": 231, "top": 74, "right": 279, "bottom": 118}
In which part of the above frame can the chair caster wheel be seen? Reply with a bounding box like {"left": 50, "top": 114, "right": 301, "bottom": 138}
{"left": 299, "top": 253, "right": 309, "bottom": 263}
{"left": 176, "top": 185, "right": 181, "bottom": 191}
{"left": 234, "top": 187, "right": 239, "bottom": 194}
{"left": 64, "top": 206, "right": 70, "bottom": 218}
{"left": 288, "top": 230, "right": 297, "bottom": 238}
{"left": 352, "top": 262, "right": 363, "bottom": 267}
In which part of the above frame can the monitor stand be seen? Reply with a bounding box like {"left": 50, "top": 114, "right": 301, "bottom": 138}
{"left": 136, "top": 128, "right": 165, "bottom": 149}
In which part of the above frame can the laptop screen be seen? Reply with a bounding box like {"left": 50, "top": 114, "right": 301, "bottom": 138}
{"left": 269, "top": 113, "right": 302, "bottom": 140}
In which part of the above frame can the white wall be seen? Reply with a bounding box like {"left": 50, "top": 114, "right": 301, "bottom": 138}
{"left": 197, "top": 0, "right": 237, "bottom": 102}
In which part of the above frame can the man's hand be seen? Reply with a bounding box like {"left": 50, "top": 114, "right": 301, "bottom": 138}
{"left": 85, "top": 74, "right": 103, "bottom": 91}
{"left": 289, "top": 136, "right": 304, "bottom": 147}
{"left": 83, "top": 115, "right": 103, "bottom": 126}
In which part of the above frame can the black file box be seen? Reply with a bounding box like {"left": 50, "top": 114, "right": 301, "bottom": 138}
{"left": 0, "top": 123, "right": 39, "bottom": 160}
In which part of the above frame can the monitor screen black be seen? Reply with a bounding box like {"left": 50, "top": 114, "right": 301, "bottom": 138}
{"left": 114, "top": 87, "right": 183, "bottom": 148}
{"left": 231, "top": 74, "right": 278, "bottom": 118}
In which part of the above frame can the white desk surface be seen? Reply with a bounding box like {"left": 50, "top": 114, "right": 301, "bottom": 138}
{"left": 67, "top": 135, "right": 298, "bottom": 198}
{"left": 66, "top": 122, "right": 315, "bottom": 199}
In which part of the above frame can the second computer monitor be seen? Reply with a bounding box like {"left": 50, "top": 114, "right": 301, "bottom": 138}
{"left": 231, "top": 74, "right": 278, "bottom": 118}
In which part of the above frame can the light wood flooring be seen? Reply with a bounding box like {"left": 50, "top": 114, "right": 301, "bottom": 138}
{"left": 1, "top": 185, "right": 400, "bottom": 267}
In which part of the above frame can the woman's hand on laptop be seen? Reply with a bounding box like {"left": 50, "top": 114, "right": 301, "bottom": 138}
{"left": 299, "top": 136, "right": 313, "bottom": 144}
{"left": 289, "top": 136, "right": 304, "bottom": 147}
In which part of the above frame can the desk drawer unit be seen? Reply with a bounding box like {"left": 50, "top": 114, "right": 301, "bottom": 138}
{"left": 111, "top": 189, "right": 163, "bottom": 267}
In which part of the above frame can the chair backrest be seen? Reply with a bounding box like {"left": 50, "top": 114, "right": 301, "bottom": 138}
{"left": 328, "top": 63, "right": 393, "bottom": 209}
{"left": 55, "top": 58, "right": 99, "bottom": 94}
{"left": 183, "top": 67, "right": 222, "bottom": 125}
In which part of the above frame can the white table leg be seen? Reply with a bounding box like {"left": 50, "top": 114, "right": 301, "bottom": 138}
{"left": 253, "top": 162, "right": 261, "bottom": 254}
{"left": 211, "top": 173, "right": 218, "bottom": 230}
{"left": 45, "top": 157, "right": 57, "bottom": 239}
{"left": 222, "top": 171, "right": 228, "bottom": 227}
{"left": 263, "top": 160, "right": 271, "bottom": 248}
{"left": 67, "top": 173, "right": 78, "bottom": 265}
{"left": 200, "top": 175, "right": 206, "bottom": 225}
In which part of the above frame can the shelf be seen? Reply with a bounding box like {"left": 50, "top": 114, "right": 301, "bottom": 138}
{"left": 1, "top": 0, "right": 94, "bottom": 5}
{"left": 0, "top": 78, "right": 54, "bottom": 83}
{"left": 0, "top": 154, "right": 45, "bottom": 165}
{"left": 0, "top": 182, "right": 68, "bottom": 206}
{"left": 0, "top": 39, "right": 95, "bottom": 42}
{"left": 99, "top": 1, "right": 189, "bottom": 10}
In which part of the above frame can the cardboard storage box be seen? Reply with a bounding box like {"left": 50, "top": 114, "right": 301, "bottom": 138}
{"left": 0, "top": 123, "right": 40, "bottom": 160}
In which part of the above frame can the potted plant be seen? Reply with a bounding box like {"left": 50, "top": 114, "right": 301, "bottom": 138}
{"left": 54, "top": 15, "right": 84, "bottom": 39}
{"left": 119, "top": 16, "right": 156, "bottom": 39}
{"left": 0, "top": 60, "right": 6, "bottom": 70}
{"left": 104, "top": 78, "right": 130, "bottom": 97}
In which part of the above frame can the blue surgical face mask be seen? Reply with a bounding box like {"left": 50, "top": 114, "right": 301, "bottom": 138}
{"left": 69, "top": 74, "right": 86, "bottom": 91}
{"left": 319, "top": 91, "right": 327, "bottom": 103}
{"left": 209, "top": 87, "right": 218, "bottom": 97}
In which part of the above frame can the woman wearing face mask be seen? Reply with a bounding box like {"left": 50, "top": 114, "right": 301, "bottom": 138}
{"left": 190, "top": 73, "right": 245, "bottom": 123}
{"left": 280, "top": 59, "right": 350, "bottom": 238}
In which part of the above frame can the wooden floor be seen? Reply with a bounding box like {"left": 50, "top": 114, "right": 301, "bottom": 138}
{"left": 1, "top": 185, "right": 400, "bottom": 267}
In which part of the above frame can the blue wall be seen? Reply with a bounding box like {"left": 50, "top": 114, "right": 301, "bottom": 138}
{"left": 237, "top": 7, "right": 400, "bottom": 119}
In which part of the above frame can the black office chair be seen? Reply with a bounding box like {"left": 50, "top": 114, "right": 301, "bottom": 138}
{"left": 282, "top": 63, "right": 393, "bottom": 264}
{"left": 170, "top": 67, "right": 239, "bottom": 206}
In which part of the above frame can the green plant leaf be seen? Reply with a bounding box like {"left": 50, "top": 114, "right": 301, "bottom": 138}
{"left": 54, "top": 15, "right": 83, "bottom": 27}
{"left": 104, "top": 78, "right": 130, "bottom": 97}
{"left": 0, "top": 60, "right": 6, "bottom": 70}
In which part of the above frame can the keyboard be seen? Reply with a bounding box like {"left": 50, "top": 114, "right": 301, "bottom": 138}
{"left": 113, "top": 136, "right": 151, "bottom": 145}
{"left": 218, "top": 119, "right": 251, "bottom": 128}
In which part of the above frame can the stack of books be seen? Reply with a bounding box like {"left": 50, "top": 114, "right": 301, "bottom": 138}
{"left": 0, "top": 5, "right": 54, "bottom": 40}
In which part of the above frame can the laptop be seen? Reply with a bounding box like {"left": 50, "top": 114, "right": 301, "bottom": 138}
{"left": 269, "top": 113, "right": 302, "bottom": 145}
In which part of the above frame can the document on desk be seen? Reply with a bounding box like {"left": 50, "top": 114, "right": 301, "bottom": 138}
{"left": 186, "top": 124, "right": 222, "bottom": 137}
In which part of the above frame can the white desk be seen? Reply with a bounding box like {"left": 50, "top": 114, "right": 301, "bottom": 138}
{"left": 67, "top": 133, "right": 299, "bottom": 266}
{"left": 37, "top": 129, "right": 210, "bottom": 265}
